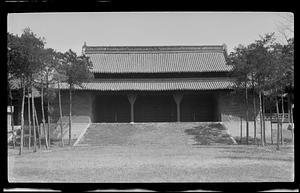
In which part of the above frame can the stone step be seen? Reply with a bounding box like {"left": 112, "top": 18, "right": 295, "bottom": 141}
{"left": 76, "top": 122, "right": 236, "bottom": 146}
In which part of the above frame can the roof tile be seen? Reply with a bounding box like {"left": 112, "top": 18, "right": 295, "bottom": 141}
{"left": 84, "top": 46, "right": 233, "bottom": 73}
{"left": 58, "top": 78, "right": 235, "bottom": 91}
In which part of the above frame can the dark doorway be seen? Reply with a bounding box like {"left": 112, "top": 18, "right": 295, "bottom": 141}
{"left": 135, "top": 95, "right": 176, "bottom": 122}
{"left": 92, "top": 95, "right": 130, "bottom": 123}
{"left": 181, "top": 94, "right": 217, "bottom": 122}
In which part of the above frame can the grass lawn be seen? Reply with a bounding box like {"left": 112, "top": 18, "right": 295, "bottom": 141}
{"left": 8, "top": 144, "right": 294, "bottom": 182}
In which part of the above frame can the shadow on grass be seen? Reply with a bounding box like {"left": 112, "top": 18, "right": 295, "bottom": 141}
{"left": 234, "top": 137, "right": 261, "bottom": 145}
{"left": 216, "top": 155, "right": 293, "bottom": 162}
{"left": 234, "top": 136, "right": 293, "bottom": 145}
{"left": 184, "top": 123, "right": 235, "bottom": 145}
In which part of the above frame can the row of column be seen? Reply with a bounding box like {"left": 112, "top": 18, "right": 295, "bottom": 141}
{"left": 127, "top": 94, "right": 183, "bottom": 123}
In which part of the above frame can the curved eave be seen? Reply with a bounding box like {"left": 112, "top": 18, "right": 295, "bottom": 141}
{"left": 55, "top": 78, "right": 236, "bottom": 91}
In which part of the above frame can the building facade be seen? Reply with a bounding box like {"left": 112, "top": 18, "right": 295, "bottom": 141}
{"left": 52, "top": 45, "right": 252, "bottom": 125}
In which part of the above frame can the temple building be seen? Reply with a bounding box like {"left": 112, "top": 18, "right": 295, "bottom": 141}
{"left": 8, "top": 44, "right": 294, "bottom": 144}
{"left": 53, "top": 45, "right": 245, "bottom": 124}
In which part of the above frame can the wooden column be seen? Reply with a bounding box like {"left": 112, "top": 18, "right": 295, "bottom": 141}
{"left": 173, "top": 94, "right": 183, "bottom": 122}
{"left": 127, "top": 94, "right": 137, "bottom": 123}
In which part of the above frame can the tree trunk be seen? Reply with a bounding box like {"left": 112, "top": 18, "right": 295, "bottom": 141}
{"left": 276, "top": 97, "right": 280, "bottom": 150}
{"left": 31, "top": 85, "right": 37, "bottom": 152}
{"left": 19, "top": 84, "right": 25, "bottom": 155}
{"left": 58, "top": 81, "right": 64, "bottom": 147}
{"left": 27, "top": 87, "right": 31, "bottom": 150}
{"left": 253, "top": 89, "right": 257, "bottom": 145}
{"left": 9, "top": 87, "right": 15, "bottom": 149}
{"left": 288, "top": 93, "right": 294, "bottom": 144}
{"left": 281, "top": 95, "right": 284, "bottom": 144}
{"left": 240, "top": 116, "right": 243, "bottom": 143}
{"left": 46, "top": 71, "right": 51, "bottom": 147}
{"left": 47, "top": 99, "right": 51, "bottom": 147}
{"left": 262, "top": 94, "right": 266, "bottom": 144}
{"left": 41, "top": 79, "right": 48, "bottom": 149}
{"left": 69, "top": 85, "right": 72, "bottom": 145}
{"left": 271, "top": 113, "right": 273, "bottom": 144}
{"left": 291, "top": 99, "right": 294, "bottom": 145}
{"left": 288, "top": 93, "right": 291, "bottom": 123}
{"left": 259, "top": 91, "right": 264, "bottom": 146}
{"left": 33, "top": 102, "right": 41, "bottom": 149}
{"left": 245, "top": 85, "right": 249, "bottom": 145}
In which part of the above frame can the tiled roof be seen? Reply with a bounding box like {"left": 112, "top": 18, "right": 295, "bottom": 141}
{"left": 57, "top": 78, "right": 235, "bottom": 91}
{"left": 84, "top": 45, "right": 233, "bottom": 73}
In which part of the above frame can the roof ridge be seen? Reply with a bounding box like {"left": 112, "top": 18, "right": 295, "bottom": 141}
{"left": 84, "top": 45, "right": 225, "bottom": 53}
{"left": 91, "top": 77, "right": 234, "bottom": 82}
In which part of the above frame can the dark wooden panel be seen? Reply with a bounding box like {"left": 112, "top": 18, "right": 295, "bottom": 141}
{"left": 181, "top": 94, "right": 217, "bottom": 122}
{"left": 92, "top": 93, "right": 218, "bottom": 123}
{"left": 92, "top": 95, "right": 130, "bottom": 123}
{"left": 135, "top": 95, "right": 176, "bottom": 122}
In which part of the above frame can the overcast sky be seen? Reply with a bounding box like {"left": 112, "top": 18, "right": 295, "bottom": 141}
{"left": 7, "top": 12, "right": 293, "bottom": 55}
